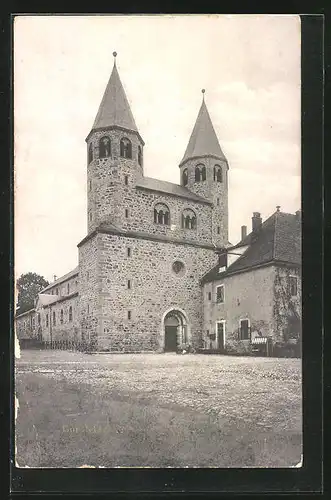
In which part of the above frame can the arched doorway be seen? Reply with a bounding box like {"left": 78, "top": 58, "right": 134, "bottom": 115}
{"left": 163, "top": 310, "right": 188, "bottom": 352}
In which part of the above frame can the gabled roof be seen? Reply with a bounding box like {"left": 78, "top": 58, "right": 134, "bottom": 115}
{"left": 201, "top": 211, "right": 301, "bottom": 284}
{"left": 180, "top": 99, "right": 227, "bottom": 167}
{"left": 136, "top": 176, "right": 212, "bottom": 204}
{"left": 36, "top": 294, "right": 58, "bottom": 307}
{"left": 90, "top": 61, "right": 139, "bottom": 135}
{"left": 41, "top": 266, "right": 79, "bottom": 293}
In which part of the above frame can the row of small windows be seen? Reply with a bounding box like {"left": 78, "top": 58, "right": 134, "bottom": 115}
{"left": 45, "top": 306, "right": 73, "bottom": 327}
{"left": 153, "top": 204, "right": 197, "bottom": 229}
{"left": 88, "top": 137, "right": 143, "bottom": 165}
{"left": 182, "top": 164, "right": 223, "bottom": 185}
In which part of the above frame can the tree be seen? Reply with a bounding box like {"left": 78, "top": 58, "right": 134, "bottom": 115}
{"left": 16, "top": 272, "right": 49, "bottom": 314}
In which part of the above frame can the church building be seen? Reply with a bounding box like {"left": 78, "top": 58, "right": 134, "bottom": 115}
{"left": 15, "top": 54, "right": 301, "bottom": 356}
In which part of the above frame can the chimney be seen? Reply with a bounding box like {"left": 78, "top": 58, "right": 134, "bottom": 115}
{"left": 296, "top": 209, "right": 301, "bottom": 219}
{"left": 53, "top": 275, "right": 57, "bottom": 282}
{"left": 252, "top": 212, "right": 262, "bottom": 233}
{"left": 241, "top": 225, "right": 247, "bottom": 240}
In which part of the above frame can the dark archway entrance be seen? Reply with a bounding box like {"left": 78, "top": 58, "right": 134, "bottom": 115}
{"left": 164, "top": 310, "right": 188, "bottom": 352}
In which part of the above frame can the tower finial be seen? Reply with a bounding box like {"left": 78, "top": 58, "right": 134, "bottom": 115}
{"left": 113, "top": 51, "right": 117, "bottom": 66}
{"left": 202, "top": 88, "right": 205, "bottom": 101}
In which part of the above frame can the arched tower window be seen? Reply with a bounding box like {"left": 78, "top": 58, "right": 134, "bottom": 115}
{"left": 214, "top": 165, "right": 223, "bottom": 182}
{"left": 69, "top": 306, "right": 73, "bottom": 322}
{"left": 138, "top": 145, "right": 143, "bottom": 166}
{"left": 99, "top": 136, "right": 111, "bottom": 158}
{"left": 88, "top": 143, "right": 93, "bottom": 164}
{"left": 182, "top": 169, "right": 188, "bottom": 186}
{"left": 195, "top": 164, "right": 205, "bottom": 182}
{"left": 120, "top": 138, "right": 132, "bottom": 159}
{"left": 154, "top": 203, "right": 170, "bottom": 225}
{"left": 182, "top": 208, "right": 197, "bottom": 230}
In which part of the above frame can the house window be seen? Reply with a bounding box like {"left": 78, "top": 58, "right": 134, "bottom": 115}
{"left": 127, "top": 247, "right": 131, "bottom": 257}
{"left": 128, "top": 279, "right": 131, "bottom": 289}
{"left": 69, "top": 306, "right": 73, "bottom": 322}
{"left": 99, "top": 136, "right": 111, "bottom": 158}
{"left": 32, "top": 317, "right": 35, "bottom": 328}
{"left": 89, "top": 212, "right": 93, "bottom": 222}
{"left": 138, "top": 145, "right": 143, "bottom": 166}
{"left": 208, "top": 291, "right": 211, "bottom": 301}
{"left": 87, "top": 271, "right": 89, "bottom": 280}
{"left": 182, "top": 168, "right": 188, "bottom": 186}
{"left": 46, "top": 314, "right": 49, "bottom": 327}
{"left": 38, "top": 313, "right": 40, "bottom": 325}
{"left": 88, "top": 143, "right": 93, "bottom": 164}
{"left": 87, "top": 304, "right": 90, "bottom": 314}
{"left": 56, "top": 288, "right": 59, "bottom": 295}
{"left": 201, "top": 166, "right": 206, "bottom": 181}
{"left": 67, "top": 283, "right": 70, "bottom": 294}
{"left": 124, "top": 175, "right": 128, "bottom": 185}
{"left": 53, "top": 311, "right": 56, "bottom": 326}
{"left": 89, "top": 180, "right": 92, "bottom": 191}
{"left": 289, "top": 276, "right": 298, "bottom": 296}
{"left": 125, "top": 209, "right": 129, "bottom": 218}
{"left": 120, "top": 137, "right": 132, "bottom": 159}
{"left": 51, "top": 290, "right": 54, "bottom": 295}
{"left": 60, "top": 309, "right": 64, "bottom": 324}
{"left": 216, "top": 285, "right": 224, "bottom": 303}
{"left": 214, "top": 165, "right": 223, "bottom": 182}
{"left": 239, "top": 319, "right": 250, "bottom": 340}
{"left": 217, "top": 226, "right": 220, "bottom": 234}
{"left": 217, "top": 198, "right": 220, "bottom": 206}
{"left": 128, "top": 310, "right": 131, "bottom": 320}
{"left": 154, "top": 203, "right": 170, "bottom": 225}
{"left": 182, "top": 208, "right": 197, "bottom": 229}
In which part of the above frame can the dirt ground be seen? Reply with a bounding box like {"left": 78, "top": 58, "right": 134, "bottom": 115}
{"left": 15, "top": 350, "right": 302, "bottom": 468}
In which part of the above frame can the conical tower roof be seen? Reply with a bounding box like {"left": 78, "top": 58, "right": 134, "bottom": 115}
{"left": 89, "top": 54, "right": 140, "bottom": 136}
{"left": 180, "top": 94, "right": 226, "bottom": 167}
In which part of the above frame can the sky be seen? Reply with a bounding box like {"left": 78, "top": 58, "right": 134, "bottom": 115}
{"left": 14, "top": 15, "right": 301, "bottom": 284}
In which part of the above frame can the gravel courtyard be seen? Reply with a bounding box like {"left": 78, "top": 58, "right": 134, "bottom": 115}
{"left": 15, "top": 350, "right": 302, "bottom": 468}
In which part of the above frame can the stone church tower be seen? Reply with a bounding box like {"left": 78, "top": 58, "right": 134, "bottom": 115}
{"left": 77, "top": 54, "right": 229, "bottom": 352}
{"left": 85, "top": 53, "right": 145, "bottom": 233}
{"left": 179, "top": 91, "right": 229, "bottom": 248}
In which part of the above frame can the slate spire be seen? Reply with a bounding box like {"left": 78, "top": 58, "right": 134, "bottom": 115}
{"left": 90, "top": 52, "right": 139, "bottom": 134}
{"left": 180, "top": 91, "right": 226, "bottom": 167}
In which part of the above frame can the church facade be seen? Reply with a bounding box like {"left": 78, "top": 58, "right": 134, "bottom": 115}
{"left": 15, "top": 55, "right": 301, "bottom": 356}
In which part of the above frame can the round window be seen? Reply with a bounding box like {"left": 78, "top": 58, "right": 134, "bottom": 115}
{"left": 172, "top": 260, "right": 185, "bottom": 276}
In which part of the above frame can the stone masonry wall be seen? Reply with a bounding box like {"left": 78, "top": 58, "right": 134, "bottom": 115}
{"left": 38, "top": 294, "right": 79, "bottom": 342}
{"left": 43, "top": 274, "right": 79, "bottom": 298}
{"left": 78, "top": 234, "right": 101, "bottom": 347}
{"left": 126, "top": 188, "right": 213, "bottom": 244}
{"left": 87, "top": 128, "right": 144, "bottom": 234}
{"left": 96, "top": 232, "right": 218, "bottom": 352}
{"left": 15, "top": 310, "right": 37, "bottom": 340}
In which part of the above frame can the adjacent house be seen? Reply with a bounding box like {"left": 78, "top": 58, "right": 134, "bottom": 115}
{"left": 201, "top": 208, "right": 301, "bottom": 356}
